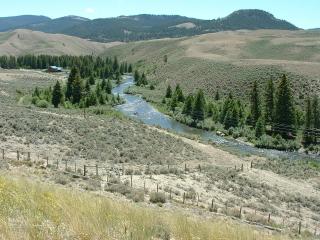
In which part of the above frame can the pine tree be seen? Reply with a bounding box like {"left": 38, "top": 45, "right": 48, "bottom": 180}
{"left": 72, "top": 71, "right": 83, "bottom": 104}
{"left": 89, "top": 74, "right": 95, "bottom": 85}
{"left": 134, "top": 70, "right": 140, "bottom": 84}
{"left": 250, "top": 80, "right": 261, "bottom": 125}
{"left": 101, "top": 78, "right": 107, "bottom": 90}
{"left": 174, "top": 84, "right": 184, "bottom": 102}
{"left": 106, "top": 79, "right": 112, "bottom": 94}
{"left": 52, "top": 81, "right": 62, "bottom": 108}
{"left": 66, "top": 67, "right": 78, "bottom": 101}
{"left": 85, "top": 80, "right": 90, "bottom": 94}
{"left": 128, "top": 64, "right": 133, "bottom": 73}
{"left": 192, "top": 89, "right": 206, "bottom": 121}
{"left": 312, "top": 96, "right": 320, "bottom": 129}
{"left": 255, "top": 117, "right": 266, "bottom": 138}
{"left": 265, "top": 78, "right": 275, "bottom": 124}
{"left": 275, "top": 74, "right": 296, "bottom": 138}
{"left": 170, "top": 94, "right": 178, "bottom": 111}
{"left": 113, "top": 57, "right": 119, "bottom": 72}
{"left": 182, "top": 95, "right": 194, "bottom": 115}
{"left": 165, "top": 85, "right": 172, "bottom": 98}
{"left": 214, "top": 90, "right": 220, "bottom": 101}
{"left": 303, "top": 97, "right": 313, "bottom": 145}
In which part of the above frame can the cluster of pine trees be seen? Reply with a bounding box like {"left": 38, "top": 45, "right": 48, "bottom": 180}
{"left": 134, "top": 70, "right": 148, "bottom": 86}
{"left": 0, "top": 55, "right": 132, "bottom": 79}
{"left": 33, "top": 67, "right": 121, "bottom": 109}
{"left": 164, "top": 74, "right": 320, "bottom": 147}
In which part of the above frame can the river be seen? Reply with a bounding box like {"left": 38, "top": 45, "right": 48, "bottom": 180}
{"left": 113, "top": 76, "right": 319, "bottom": 161}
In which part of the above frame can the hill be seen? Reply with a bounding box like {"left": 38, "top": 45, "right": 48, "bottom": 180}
{"left": 0, "top": 15, "right": 50, "bottom": 32}
{"left": 0, "top": 10, "right": 298, "bottom": 42}
{"left": 103, "top": 29, "right": 320, "bottom": 102}
{"left": 0, "top": 29, "right": 122, "bottom": 56}
{"left": 26, "top": 15, "right": 90, "bottom": 33}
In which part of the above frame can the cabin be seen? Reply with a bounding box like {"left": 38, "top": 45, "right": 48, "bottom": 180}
{"left": 48, "top": 66, "right": 63, "bottom": 73}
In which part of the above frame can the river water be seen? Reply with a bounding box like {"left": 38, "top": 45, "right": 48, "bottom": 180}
{"left": 113, "top": 76, "right": 319, "bottom": 161}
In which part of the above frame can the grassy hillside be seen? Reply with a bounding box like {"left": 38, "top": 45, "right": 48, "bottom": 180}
{"left": 104, "top": 30, "right": 320, "bottom": 102}
{"left": 0, "top": 175, "right": 289, "bottom": 240}
{"left": 0, "top": 29, "right": 122, "bottom": 56}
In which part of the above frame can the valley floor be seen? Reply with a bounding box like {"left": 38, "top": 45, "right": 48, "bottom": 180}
{"left": 0, "top": 69, "right": 319, "bottom": 239}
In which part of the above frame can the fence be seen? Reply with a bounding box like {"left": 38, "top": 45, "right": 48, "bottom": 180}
{"left": 1, "top": 147, "right": 318, "bottom": 236}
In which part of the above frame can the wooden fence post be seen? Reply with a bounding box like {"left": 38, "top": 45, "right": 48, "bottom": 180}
{"left": 156, "top": 183, "right": 159, "bottom": 193}
{"left": 27, "top": 152, "right": 31, "bottom": 161}
{"left": 83, "top": 165, "right": 87, "bottom": 176}
{"left": 130, "top": 174, "right": 133, "bottom": 187}
{"left": 268, "top": 213, "right": 271, "bottom": 223}
{"left": 183, "top": 192, "right": 185, "bottom": 204}
{"left": 298, "top": 221, "right": 302, "bottom": 235}
{"left": 211, "top": 199, "right": 214, "bottom": 210}
{"left": 2, "top": 149, "right": 4, "bottom": 160}
{"left": 65, "top": 160, "right": 68, "bottom": 171}
{"left": 169, "top": 188, "right": 172, "bottom": 200}
{"left": 17, "top": 151, "right": 20, "bottom": 161}
{"left": 198, "top": 164, "right": 201, "bottom": 172}
{"left": 197, "top": 193, "right": 199, "bottom": 206}
{"left": 241, "top": 164, "right": 243, "bottom": 171}
{"left": 184, "top": 163, "right": 187, "bottom": 172}
{"left": 74, "top": 162, "right": 77, "bottom": 173}
{"left": 56, "top": 160, "right": 59, "bottom": 169}
{"left": 250, "top": 161, "right": 253, "bottom": 169}
{"left": 239, "top": 206, "right": 242, "bottom": 218}
{"left": 96, "top": 164, "right": 99, "bottom": 176}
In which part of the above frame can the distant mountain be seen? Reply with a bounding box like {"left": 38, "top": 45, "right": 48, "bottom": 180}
{"left": 0, "top": 10, "right": 299, "bottom": 42}
{"left": 0, "top": 15, "right": 50, "bottom": 32}
{"left": 27, "top": 16, "right": 89, "bottom": 33}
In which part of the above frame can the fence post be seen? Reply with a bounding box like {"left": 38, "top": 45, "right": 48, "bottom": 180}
{"left": 197, "top": 193, "right": 199, "bottom": 206}
{"left": 17, "top": 151, "right": 20, "bottom": 161}
{"left": 250, "top": 161, "right": 253, "bottom": 169}
{"left": 96, "top": 164, "right": 99, "bottom": 176}
{"left": 169, "top": 188, "right": 172, "bottom": 200}
{"left": 239, "top": 206, "right": 242, "bottom": 218}
{"left": 268, "top": 213, "right": 271, "bottom": 223}
{"left": 27, "top": 152, "right": 31, "bottom": 161}
{"left": 241, "top": 164, "right": 243, "bottom": 171}
{"left": 143, "top": 181, "right": 145, "bottom": 191}
{"left": 74, "top": 162, "right": 77, "bottom": 173}
{"left": 2, "top": 149, "right": 4, "bottom": 160}
{"left": 198, "top": 164, "right": 201, "bottom": 172}
{"left": 184, "top": 163, "right": 187, "bottom": 172}
{"left": 156, "top": 183, "right": 159, "bottom": 193}
{"left": 211, "top": 199, "right": 214, "bottom": 210}
{"left": 298, "top": 221, "right": 302, "bottom": 235}
{"left": 183, "top": 192, "right": 185, "bottom": 204}
{"left": 56, "top": 160, "right": 59, "bottom": 169}
{"left": 65, "top": 160, "right": 68, "bottom": 171}
{"left": 46, "top": 157, "right": 49, "bottom": 167}
{"left": 130, "top": 174, "right": 133, "bottom": 188}
{"left": 83, "top": 165, "right": 87, "bottom": 176}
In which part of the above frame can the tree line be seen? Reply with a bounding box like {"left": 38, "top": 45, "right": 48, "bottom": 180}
{"left": 0, "top": 55, "right": 132, "bottom": 79}
{"left": 164, "top": 74, "right": 320, "bottom": 148}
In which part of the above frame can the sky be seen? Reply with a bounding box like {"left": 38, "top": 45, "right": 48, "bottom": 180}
{"left": 1, "top": 0, "right": 319, "bottom": 29}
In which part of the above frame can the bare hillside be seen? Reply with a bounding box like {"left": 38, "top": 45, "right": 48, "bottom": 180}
{"left": 104, "top": 29, "right": 320, "bottom": 100}
{"left": 0, "top": 29, "right": 122, "bottom": 56}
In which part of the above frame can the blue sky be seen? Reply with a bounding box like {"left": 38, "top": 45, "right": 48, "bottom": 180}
{"left": 1, "top": 0, "right": 319, "bottom": 29}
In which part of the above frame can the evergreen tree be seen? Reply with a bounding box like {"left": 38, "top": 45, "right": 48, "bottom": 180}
{"left": 101, "top": 78, "right": 107, "bottom": 90}
{"left": 72, "top": 71, "right": 83, "bottom": 104}
{"left": 113, "top": 57, "right": 119, "bottom": 72}
{"left": 52, "top": 81, "right": 62, "bottom": 108}
{"left": 106, "top": 79, "right": 112, "bottom": 94}
{"left": 85, "top": 80, "right": 90, "bottom": 94}
{"left": 250, "top": 80, "right": 261, "bottom": 125}
{"left": 66, "top": 67, "right": 78, "bottom": 100}
{"left": 170, "top": 94, "right": 178, "bottom": 111}
{"left": 275, "top": 74, "right": 296, "bottom": 138}
{"left": 192, "top": 90, "right": 206, "bottom": 121}
{"left": 128, "top": 64, "right": 133, "bottom": 73}
{"left": 165, "top": 85, "right": 172, "bottom": 98}
{"left": 312, "top": 96, "right": 320, "bottom": 129}
{"left": 224, "top": 100, "right": 239, "bottom": 129}
{"left": 214, "top": 90, "right": 220, "bottom": 101}
{"left": 99, "top": 94, "right": 106, "bottom": 105}
{"left": 265, "top": 78, "right": 275, "bottom": 124}
{"left": 89, "top": 74, "right": 95, "bottom": 85}
{"left": 303, "top": 96, "right": 313, "bottom": 145}
{"left": 174, "top": 84, "right": 184, "bottom": 102}
{"left": 134, "top": 70, "right": 140, "bottom": 84}
{"left": 182, "top": 95, "right": 194, "bottom": 115}
{"left": 255, "top": 117, "right": 266, "bottom": 138}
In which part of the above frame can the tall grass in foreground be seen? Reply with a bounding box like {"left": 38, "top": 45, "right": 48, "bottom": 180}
{"left": 0, "top": 176, "right": 287, "bottom": 240}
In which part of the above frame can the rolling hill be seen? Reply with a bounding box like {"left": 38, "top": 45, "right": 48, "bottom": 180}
{"left": 0, "top": 29, "right": 122, "bottom": 56}
{"left": 103, "top": 29, "right": 320, "bottom": 103}
{"left": 0, "top": 15, "right": 50, "bottom": 32}
{"left": 0, "top": 10, "right": 298, "bottom": 42}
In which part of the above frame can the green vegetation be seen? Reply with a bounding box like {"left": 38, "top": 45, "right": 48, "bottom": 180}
{"left": 138, "top": 73, "right": 319, "bottom": 152}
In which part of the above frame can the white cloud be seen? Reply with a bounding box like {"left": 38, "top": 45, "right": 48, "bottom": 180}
{"left": 84, "top": 8, "right": 95, "bottom": 14}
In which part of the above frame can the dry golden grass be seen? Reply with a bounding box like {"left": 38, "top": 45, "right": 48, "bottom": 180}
{"left": 0, "top": 175, "right": 290, "bottom": 240}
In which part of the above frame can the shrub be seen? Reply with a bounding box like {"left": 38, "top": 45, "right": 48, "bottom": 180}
{"left": 150, "top": 192, "right": 166, "bottom": 204}
{"left": 36, "top": 100, "right": 49, "bottom": 108}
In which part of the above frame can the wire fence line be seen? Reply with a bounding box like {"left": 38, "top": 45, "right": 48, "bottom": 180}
{"left": 1, "top": 147, "right": 319, "bottom": 236}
